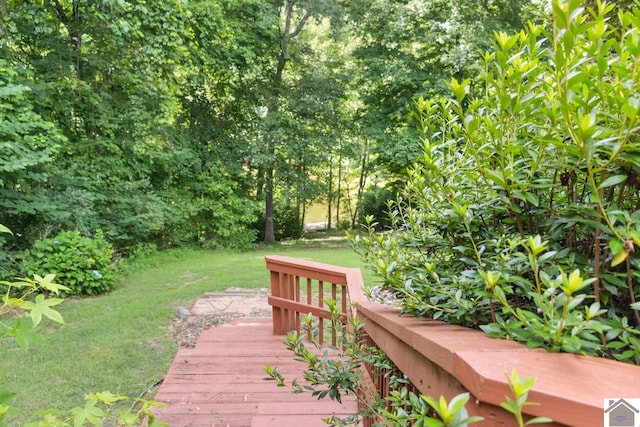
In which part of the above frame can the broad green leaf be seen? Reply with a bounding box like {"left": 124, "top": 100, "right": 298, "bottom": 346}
{"left": 523, "top": 192, "right": 539, "bottom": 207}
{"left": 0, "top": 280, "right": 30, "bottom": 290}
{"left": 0, "top": 224, "right": 12, "bottom": 234}
{"left": 598, "top": 174, "right": 627, "bottom": 189}
{"left": 21, "top": 294, "right": 65, "bottom": 327}
{"left": 5, "top": 318, "right": 45, "bottom": 349}
{"left": 116, "top": 408, "right": 139, "bottom": 425}
{"left": 148, "top": 419, "right": 170, "bottom": 427}
{"left": 611, "top": 249, "right": 628, "bottom": 267}
{"left": 447, "top": 392, "right": 470, "bottom": 415}
{"left": 423, "top": 419, "right": 445, "bottom": 427}
{"left": 2, "top": 296, "right": 25, "bottom": 309}
{"left": 609, "top": 238, "right": 624, "bottom": 254}
{"left": 526, "top": 235, "right": 547, "bottom": 256}
{"left": 485, "top": 169, "right": 506, "bottom": 188}
{"left": 71, "top": 400, "right": 108, "bottom": 427}
{"left": 447, "top": 78, "right": 470, "bottom": 103}
{"left": 89, "top": 391, "right": 127, "bottom": 406}
{"left": 33, "top": 274, "right": 70, "bottom": 295}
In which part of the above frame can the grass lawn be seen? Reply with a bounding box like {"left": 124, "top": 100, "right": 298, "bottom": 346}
{"left": 1, "top": 238, "right": 377, "bottom": 424}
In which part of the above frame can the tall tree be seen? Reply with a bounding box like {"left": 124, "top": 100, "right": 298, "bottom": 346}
{"left": 345, "top": 0, "right": 541, "bottom": 178}
{"left": 1, "top": 1, "right": 262, "bottom": 249}
{"left": 261, "top": 0, "right": 313, "bottom": 243}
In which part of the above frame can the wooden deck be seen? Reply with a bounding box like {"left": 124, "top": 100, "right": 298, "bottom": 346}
{"left": 152, "top": 317, "right": 360, "bottom": 427}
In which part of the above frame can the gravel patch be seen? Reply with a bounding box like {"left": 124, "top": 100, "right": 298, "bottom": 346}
{"left": 168, "top": 288, "right": 272, "bottom": 349}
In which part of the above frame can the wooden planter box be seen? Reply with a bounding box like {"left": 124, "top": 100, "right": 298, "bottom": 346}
{"left": 266, "top": 255, "right": 640, "bottom": 427}
{"left": 357, "top": 300, "right": 640, "bottom": 427}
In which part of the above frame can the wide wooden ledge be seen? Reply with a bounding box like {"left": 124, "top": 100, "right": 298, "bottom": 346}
{"left": 357, "top": 300, "right": 640, "bottom": 427}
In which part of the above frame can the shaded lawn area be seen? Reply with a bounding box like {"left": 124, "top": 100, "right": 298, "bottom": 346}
{"left": 2, "top": 240, "right": 377, "bottom": 424}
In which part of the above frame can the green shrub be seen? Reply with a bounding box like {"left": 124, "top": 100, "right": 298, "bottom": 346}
{"left": 22, "top": 230, "right": 115, "bottom": 296}
{"left": 254, "top": 201, "right": 303, "bottom": 241}
{"left": 352, "top": 1, "right": 640, "bottom": 364}
{"left": 357, "top": 184, "right": 400, "bottom": 229}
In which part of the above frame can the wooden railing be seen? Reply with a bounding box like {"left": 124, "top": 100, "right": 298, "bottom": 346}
{"left": 265, "top": 255, "right": 382, "bottom": 427}
{"left": 265, "top": 256, "right": 640, "bottom": 427}
{"left": 265, "top": 255, "right": 365, "bottom": 346}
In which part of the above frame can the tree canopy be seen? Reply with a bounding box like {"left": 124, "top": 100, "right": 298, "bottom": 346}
{"left": 2, "top": 0, "right": 632, "bottom": 252}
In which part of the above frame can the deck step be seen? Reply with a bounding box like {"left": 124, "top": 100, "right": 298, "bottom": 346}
{"left": 250, "top": 402, "right": 361, "bottom": 427}
{"left": 152, "top": 318, "right": 359, "bottom": 427}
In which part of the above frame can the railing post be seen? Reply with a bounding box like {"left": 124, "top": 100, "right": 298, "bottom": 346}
{"left": 270, "top": 269, "right": 283, "bottom": 335}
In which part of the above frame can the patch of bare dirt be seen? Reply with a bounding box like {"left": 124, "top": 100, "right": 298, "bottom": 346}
{"left": 168, "top": 288, "right": 271, "bottom": 349}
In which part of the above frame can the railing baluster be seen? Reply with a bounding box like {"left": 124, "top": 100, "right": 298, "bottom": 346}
{"left": 318, "top": 280, "right": 324, "bottom": 344}
{"left": 306, "top": 277, "right": 312, "bottom": 340}
{"left": 294, "top": 274, "right": 300, "bottom": 336}
{"left": 283, "top": 273, "right": 289, "bottom": 333}
{"left": 270, "top": 270, "right": 281, "bottom": 334}
{"left": 288, "top": 273, "right": 295, "bottom": 334}
{"left": 331, "top": 283, "right": 337, "bottom": 346}
{"left": 266, "top": 256, "right": 376, "bottom": 423}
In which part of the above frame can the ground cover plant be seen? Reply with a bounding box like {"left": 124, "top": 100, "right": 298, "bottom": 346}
{"left": 21, "top": 230, "right": 115, "bottom": 297}
{"left": 352, "top": 0, "right": 640, "bottom": 364}
{"left": 1, "top": 237, "right": 371, "bottom": 425}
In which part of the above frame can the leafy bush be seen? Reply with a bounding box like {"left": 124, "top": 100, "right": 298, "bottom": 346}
{"left": 0, "top": 232, "right": 21, "bottom": 285}
{"left": 1, "top": 225, "right": 167, "bottom": 427}
{"left": 254, "top": 201, "right": 303, "bottom": 241}
{"left": 22, "top": 230, "right": 115, "bottom": 296}
{"left": 352, "top": 1, "right": 640, "bottom": 364}
{"left": 357, "top": 185, "right": 399, "bottom": 229}
{"left": 266, "top": 301, "right": 549, "bottom": 427}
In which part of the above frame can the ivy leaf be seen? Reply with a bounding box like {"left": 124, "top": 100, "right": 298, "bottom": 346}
{"left": 21, "top": 294, "right": 65, "bottom": 327}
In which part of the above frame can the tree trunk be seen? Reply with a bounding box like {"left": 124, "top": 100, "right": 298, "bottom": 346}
{"left": 264, "top": 167, "right": 276, "bottom": 243}
{"left": 0, "top": 0, "right": 6, "bottom": 39}
{"left": 296, "top": 160, "right": 305, "bottom": 230}
{"left": 327, "top": 155, "right": 333, "bottom": 230}
{"left": 352, "top": 144, "right": 369, "bottom": 227}
{"left": 263, "top": 0, "right": 311, "bottom": 243}
{"left": 336, "top": 149, "right": 342, "bottom": 229}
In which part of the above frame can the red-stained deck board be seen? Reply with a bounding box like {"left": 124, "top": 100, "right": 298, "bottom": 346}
{"left": 152, "top": 318, "right": 360, "bottom": 427}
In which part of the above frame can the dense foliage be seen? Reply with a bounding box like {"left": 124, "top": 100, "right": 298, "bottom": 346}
{"left": 1, "top": 0, "right": 557, "bottom": 256}
{"left": 352, "top": 1, "right": 640, "bottom": 363}
{"left": 22, "top": 230, "right": 115, "bottom": 296}
{"left": 0, "top": 1, "right": 265, "bottom": 253}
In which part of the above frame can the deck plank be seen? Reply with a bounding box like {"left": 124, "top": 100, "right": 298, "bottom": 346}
{"left": 152, "top": 318, "right": 360, "bottom": 427}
